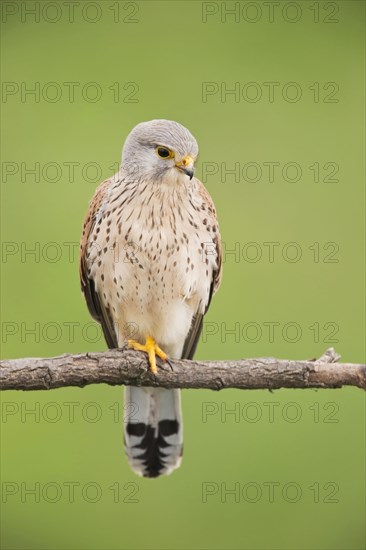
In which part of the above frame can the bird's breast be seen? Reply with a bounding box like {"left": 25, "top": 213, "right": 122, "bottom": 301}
{"left": 87, "top": 182, "right": 218, "bottom": 349}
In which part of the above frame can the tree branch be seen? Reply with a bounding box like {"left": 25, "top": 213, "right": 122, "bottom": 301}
{"left": 0, "top": 347, "right": 365, "bottom": 392}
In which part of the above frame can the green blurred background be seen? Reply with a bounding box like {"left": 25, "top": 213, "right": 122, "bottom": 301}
{"left": 1, "top": 1, "right": 365, "bottom": 549}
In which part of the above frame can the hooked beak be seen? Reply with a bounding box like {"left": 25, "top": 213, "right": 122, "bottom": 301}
{"left": 175, "top": 155, "right": 194, "bottom": 180}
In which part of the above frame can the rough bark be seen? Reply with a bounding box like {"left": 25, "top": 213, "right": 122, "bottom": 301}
{"left": 0, "top": 347, "right": 365, "bottom": 392}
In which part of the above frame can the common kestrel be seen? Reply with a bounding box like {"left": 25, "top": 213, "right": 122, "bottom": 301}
{"left": 79, "top": 120, "right": 222, "bottom": 477}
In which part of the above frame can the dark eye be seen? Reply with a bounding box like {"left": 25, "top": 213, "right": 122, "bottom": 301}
{"left": 156, "top": 146, "right": 174, "bottom": 159}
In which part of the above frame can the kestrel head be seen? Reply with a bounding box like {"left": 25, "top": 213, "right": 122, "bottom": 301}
{"left": 121, "top": 119, "right": 199, "bottom": 184}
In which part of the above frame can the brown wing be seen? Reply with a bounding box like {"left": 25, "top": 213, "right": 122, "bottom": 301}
{"left": 181, "top": 179, "right": 222, "bottom": 360}
{"left": 79, "top": 177, "right": 118, "bottom": 349}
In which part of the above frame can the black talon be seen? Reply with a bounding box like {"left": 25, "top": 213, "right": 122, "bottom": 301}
{"left": 166, "top": 358, "right": 174, "bottom": 372}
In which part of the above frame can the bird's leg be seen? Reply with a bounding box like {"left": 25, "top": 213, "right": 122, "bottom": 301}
{"left": 128, "top": 336, "right": 169, "bottom": 374}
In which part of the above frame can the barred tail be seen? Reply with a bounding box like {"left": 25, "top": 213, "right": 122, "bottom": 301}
{"left": 123, "top": 386, "right": 183, "bottom": 478}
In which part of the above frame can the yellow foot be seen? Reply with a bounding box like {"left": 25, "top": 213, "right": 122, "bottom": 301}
{"left": 128, "top": 336, "right": 169, "bottom": 374}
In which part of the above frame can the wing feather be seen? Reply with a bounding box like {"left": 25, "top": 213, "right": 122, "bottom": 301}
{"left": 79, "top": 178, "right": 118, "bottom": 349}
{"left": 181, "top": 179, "right": 222, "bottom": 360}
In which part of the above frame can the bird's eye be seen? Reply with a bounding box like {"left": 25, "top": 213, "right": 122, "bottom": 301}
{"left": 156, "top": 146, "right": 174, "bottom": 159}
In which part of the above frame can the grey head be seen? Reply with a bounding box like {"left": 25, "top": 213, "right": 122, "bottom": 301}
{"left": 121, "top": 119, "right": 199, "bottom": 184}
